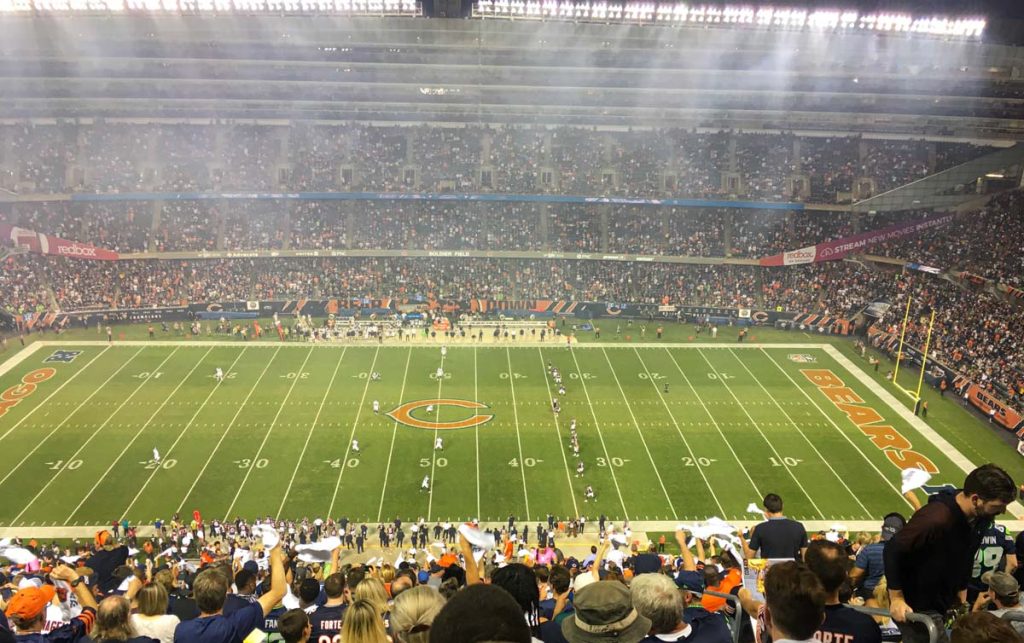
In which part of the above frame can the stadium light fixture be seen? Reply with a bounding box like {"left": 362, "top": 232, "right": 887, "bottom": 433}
{"left": 0, "top": 0, "right": 419, "bottom": 13}
{"left": 472, "top": 1, "right": 985, "bottom": 39}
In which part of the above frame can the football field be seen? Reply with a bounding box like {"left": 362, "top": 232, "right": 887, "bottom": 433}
{"left": 0, "top": 340, "right": 1002, "bottom": 528}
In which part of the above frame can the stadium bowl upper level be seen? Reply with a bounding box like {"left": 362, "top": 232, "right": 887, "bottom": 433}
{"left": 2, "top": 15, "right": 1024, "bottom": 137}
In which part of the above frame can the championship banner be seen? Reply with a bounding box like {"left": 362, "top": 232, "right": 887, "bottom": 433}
{"left": 1, "top": 224, "right": 119, "bottom": 261}
{"left": 759, "top": 213, "right": 956, "bottom": 267}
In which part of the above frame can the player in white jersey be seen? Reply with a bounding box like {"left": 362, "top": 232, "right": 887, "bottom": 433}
{"left": 584, "top": 485, "right": 595, "bottom": 501}
{"left": 576, "top": 461, "right": 584, "bottom": 477}
{"left": 441, "top": 346, "right": 448, "bottom": 358}
{"left": 434, "top": 437, "right": 443, "bottom": 451}
{"left": 570, "top": 418, "right": 577, "bottom": 432}
{"left": 426, "top": 404, "right": 434, "bottom": 413}
{"left": 372, "top": 400, "right": 380, "bottom": 414}
{"left": 558, "top": 384, "right": 566, "bottom": 396}
{"left": 351, "top": 439, "right": 360, "bottom": 453}
{"left": 436, "top": 366, "right": 444, "bottom": 379}
{"left": 421, "top": 476, "right": 430, "bottom": 491}
{"left": 552, "top": 397, "right": 560, "bottom": 414}
{"left": 214, "top": 367, "right": 224, "bottom": 382}
{"left": 370, "top": 371, "right": 381, "bottom": 381}
{"left": 153, "top": 448, "right": 161, "bottom": 463}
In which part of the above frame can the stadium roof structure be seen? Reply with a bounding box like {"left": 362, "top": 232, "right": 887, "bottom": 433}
{"left": 850, "top": 143, "right": 1024, "bottom": 212}
{"left": 1, "top": 11, "right": 1023, "bottom": 138}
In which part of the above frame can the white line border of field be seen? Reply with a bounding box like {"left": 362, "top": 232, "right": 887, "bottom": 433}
{"left": 0, "top": 341, "right": 43, "bottom": 377}
{"left": 823, "top": 345, "right": 1024, "bottom": 520}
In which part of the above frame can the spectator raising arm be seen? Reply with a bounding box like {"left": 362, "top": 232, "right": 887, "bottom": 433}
{"left": 51, "top": 563, "right": 99, "bottom": 611}
{"left": 458, "top": 533, "right": 481, "bottom": 586}
{"left": 257, "top": 544, "right": 288, "bottom": 617}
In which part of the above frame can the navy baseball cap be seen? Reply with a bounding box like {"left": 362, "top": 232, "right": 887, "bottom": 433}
{"left": 674, "top": 570, "right": 704, "bottom": 592}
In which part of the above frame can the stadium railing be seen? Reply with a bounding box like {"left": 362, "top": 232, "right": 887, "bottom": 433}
{"left": 690, "top": 589, "right": 743, "bottom": 643}
{"left": 851, "top": 605, "right": 940, "bottom": 643}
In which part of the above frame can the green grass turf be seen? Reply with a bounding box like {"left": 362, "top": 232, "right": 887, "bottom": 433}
{"left": 0, "top": 322, "right": 1021, "bottom": 528}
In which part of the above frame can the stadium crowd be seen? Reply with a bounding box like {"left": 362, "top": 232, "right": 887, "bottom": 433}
{"left": 0, "top": 201, "right": 929, "bottom": 259}
{"left": 1, "top": 465, "right": 1021, "bottom": 643}
{"left": 1, "top": 123, "right": 995, "bottom": 202}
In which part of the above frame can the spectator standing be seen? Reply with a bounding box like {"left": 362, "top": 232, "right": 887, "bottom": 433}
{"left": 739, "top": 561, "right": 827, "bottom": 643}
{"left": 741, "top": 494, "right": 808, "bottom": 559}
{"left": 804, "top": 540, "right": 882, "bottom": 642}
{"left": 89, "top": 595, "right": 158, "bottom": 643}
{"left": 308, "top": 573, "right": 346, "bottom": 642}
{"left": 560, "top": 582, "right": 652, "bottom": 643}
{"left": 4, "top": 565, "right": 98, "bottom": 642}
{"left": 429, "top": 584, "right": 531, "bottom": 643}
{"left": 630, "top": 573, "right": 730, "bottom": 643}
{"left": 341, "top": 600, "right": 389, "bottom": 643}
{"left": 173, "top": 544, "right": 287, "bottom": 643}
{"left": 130, "top": 583, "right": 180, "bottom": 643}
{"left": 276, "top": 609, "right": 312, "bottom": 643}
{"left": 391, "top": 586, "right": 445, "bottom": 643}
{"left": 885, "top": 464, "right": 1018, "bottom": 643}
{"left": 850, "top": 513, "right": 905, "bottom": 603}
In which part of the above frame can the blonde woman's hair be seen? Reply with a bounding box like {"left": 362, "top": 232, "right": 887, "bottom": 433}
{"left": 354, "top": 577, "right": 390, "bottom": 616}
{"left": 391, "top": 585, "right": 446, "bottom": 643}
{"left": 135, "top": 582, "right": 170, "bottom": 617}
{"left": 341, "top": 599, "right": 390, "bottom": 643}
{"left": 380, "top": 564, "right": 396, "bottom": 583}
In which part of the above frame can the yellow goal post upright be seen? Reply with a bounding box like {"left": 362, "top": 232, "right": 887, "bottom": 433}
{"left": 913, "top": 309, "right": 938, "bottom": 404}
{"left": 892, "top": 295, "right": 913, "bottom": 386}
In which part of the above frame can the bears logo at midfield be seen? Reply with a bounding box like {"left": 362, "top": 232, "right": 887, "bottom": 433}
{"left": 387, "top": 399, "right": 494, "bottom": 431}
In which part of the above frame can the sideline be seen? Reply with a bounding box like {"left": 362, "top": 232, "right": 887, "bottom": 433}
{"left": 825, "top": 345, "right": 1024, "bottom": 520}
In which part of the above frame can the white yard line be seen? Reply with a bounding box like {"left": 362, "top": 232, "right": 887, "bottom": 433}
{"left": 759, "top": 348, "right": 916, "bottom": 512}
{"left": 694, "top": 348, "right": 826, "bottom": 519}
{"left": 567, "top": 349, "right": 630, "bottom": 520}
{"left": 224, "top": 347, "right": 317, "bottom": 519}
{"left": 537, "top": 348, "right": 580, "bottom": 519}
{"left": 600, "top": 348, "right": 678, "bottom": 517}
{"left": 0, "top": 347, "right": 144, "bottom": 490}
{"left": 823, "top": 345, "right": 1024, "bottom": 519}
{"left": 327, "top": 346, "right": 381, "bottom": 518}
{"left": 121, "top": 348, "right": 248, "bottom": 521}
{"left": 10, "top": 347, "right": 176, "bottom": 525}
{"left": 427, "top": 350, "right": 447, "bottom": 521}
{"left": 505, "top": 347, "right": 532, "bottom": 522}
{"left": 65, "top": 347, "right": 214, "bottom": 523}
{"left": 277, "top": 347, "right": 348, "bottom": 520}
{"left": 727, "top": 349, "right": 873, "bottom": 518}
{"left": 376, "top": 348, "right": 413, "bottom": 522}
{"left": 663, "top": 348, "right": 762, "bottom": 499}
{"left": 0, "top": 346, "right": 109, "bottom": 443}
{"left": 633, "top": 348, "right": 726, "bottom": 517}
{"left": 0, "top": 341, "right": 42, "bottom": 377}
{"left": 176, "top": 347, "right": 282, "bottom": 514}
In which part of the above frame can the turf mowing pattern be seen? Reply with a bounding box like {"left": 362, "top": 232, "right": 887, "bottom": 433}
{"left": 0, "top": 342, "right": 975, "bottom": 527}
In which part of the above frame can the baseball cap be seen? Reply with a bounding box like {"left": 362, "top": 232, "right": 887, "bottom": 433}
{"left": 5, "top": 585, "right": 56, "bottom": 620}
{"left": 983, "top": 571, "right": 1019, "bottom": 600}
{"left": 560, "top": 581, "right": 652, "bottom": 643}
{"left": 880, "top": 513, "right": 906, "bottom": 542}
{"left": 673, "top": 570, "right": 704, "bottom": 592}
